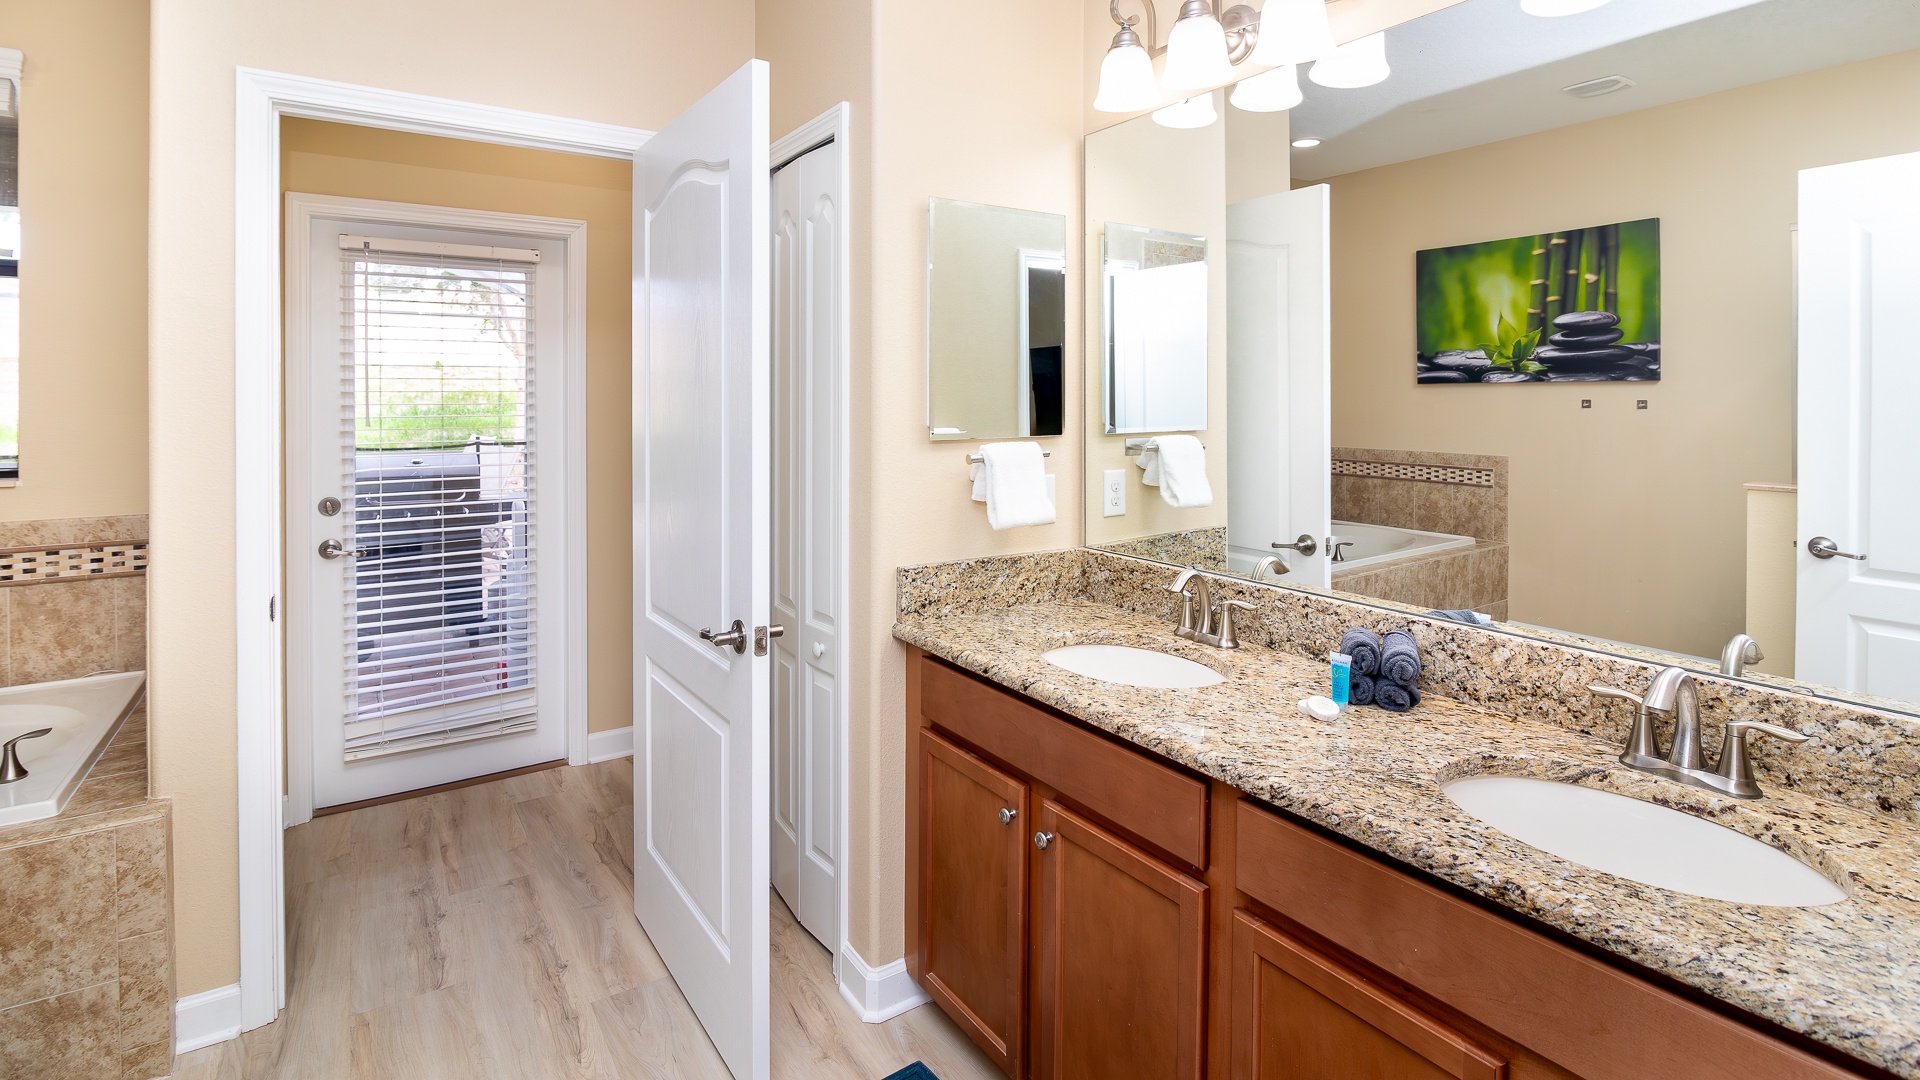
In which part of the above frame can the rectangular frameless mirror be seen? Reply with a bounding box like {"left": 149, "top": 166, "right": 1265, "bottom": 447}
{"left": 1081, "top": 0, "right": 1920, "bottom": 720}
{"left": 1102, "top": 222, "right": 1209, "bottom": 434}
{"left": 926, "top": 198, "right": 1067, "bottom": 442}
{"left": 0, "top": 50, "right": 18, "bottom": 480}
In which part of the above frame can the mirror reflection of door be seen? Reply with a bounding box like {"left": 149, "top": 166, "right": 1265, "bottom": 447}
{"left": 0, "top": 49, "right": 23, "bottom": 482}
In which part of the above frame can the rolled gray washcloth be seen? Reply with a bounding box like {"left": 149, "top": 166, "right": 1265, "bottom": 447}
{"left": 1349, "top": 672, "right": 1376, "bottom": 707}
{"left": 1339, "top": 627, "right": 1381, "bottom": 676}
{"left": 1374, "top": 680, "right": 1422, "bottom": 713}
{"left": 1380, "top": 629, "right": 1421, "bottom": 687}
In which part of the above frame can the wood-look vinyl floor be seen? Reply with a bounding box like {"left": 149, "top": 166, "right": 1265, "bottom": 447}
{"left": 172, "top": 760, "right": 1001, "bottom": 1080}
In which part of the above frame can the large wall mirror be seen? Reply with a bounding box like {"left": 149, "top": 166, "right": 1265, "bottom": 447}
{"left": 0, "top": 49, "right": 19, "bottom": 481}
{"left": 927, "top": 198, "right": 1067, "bottom": 441}
{"left": 1083, "top": 0, "right": 1920, "bottom": 717}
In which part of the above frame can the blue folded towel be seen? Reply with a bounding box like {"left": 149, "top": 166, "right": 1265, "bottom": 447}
{"left": 1374, "top": 680, "right": 1422, "bottom": 713}
{"left": 1349, "top": 672, "right": 1376, "bottom": 707}
{"left": 1339, "top": 627, "right": 1381, "bottom": 676}
{"left": 1381, "top": 629, "right": 1421, "bottom": 687}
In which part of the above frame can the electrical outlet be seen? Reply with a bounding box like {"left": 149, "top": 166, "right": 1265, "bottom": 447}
{"left": 1103, "top": 469, "right": 1126, "bottom": 517}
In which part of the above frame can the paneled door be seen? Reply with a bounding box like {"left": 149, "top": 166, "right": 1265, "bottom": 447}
{"left": 1226, "top": 185, "right": 1331, "bottom": 586}
{"left": 1797, "top": 150, "right": 1920, "bottom": 701}
{"left": 770, "top": 137, "right": 843, "bottom": 952}
{"left": 631, "top": 60, "right": 773, "bottom": 1080}
{"left": 289, "top": 203, "right": 572, "bottom": 813}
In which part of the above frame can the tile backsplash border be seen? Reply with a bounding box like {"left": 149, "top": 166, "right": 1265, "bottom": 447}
{"left": 898, "top": 546, "right": 1920, "bottom": 825}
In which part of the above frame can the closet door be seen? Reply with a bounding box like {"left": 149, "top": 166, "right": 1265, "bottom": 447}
{"left": 1032, "top": 800, "right": 1207, "bottom": 1080}
{"left": 920, "top": 729, "right": 1029, "bottom": 1078}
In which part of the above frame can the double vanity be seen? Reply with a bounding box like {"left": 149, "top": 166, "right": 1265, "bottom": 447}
{"left": 894, "top": 548, "right": 1920, "bottom": 1080}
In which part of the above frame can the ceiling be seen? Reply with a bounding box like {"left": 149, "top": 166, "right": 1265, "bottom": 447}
{"left": 1283, "top": 0, "right": 1920, "bottom": 180}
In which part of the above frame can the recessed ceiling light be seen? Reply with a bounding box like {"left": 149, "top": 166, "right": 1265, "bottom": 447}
{"left": 1521, "top": 0, "right": 1614, "bottom": 15}
{"left": 1291, "top": 137, "right": 1322, "bottom": 148}
{"left": 1563, "top": 74, "right": 1635, "bottom": 98}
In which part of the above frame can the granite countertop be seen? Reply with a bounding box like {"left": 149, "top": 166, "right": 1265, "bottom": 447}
{"left": 895, "top": 598, "right": 1920, "bottom": 1078}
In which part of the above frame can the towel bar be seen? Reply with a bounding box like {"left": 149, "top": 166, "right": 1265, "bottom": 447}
{"left": 1123, "top": 438, "right": 1205, "bottom": 457}
{"left": 966, "top": 451, "right": 1051, "bottom": 464}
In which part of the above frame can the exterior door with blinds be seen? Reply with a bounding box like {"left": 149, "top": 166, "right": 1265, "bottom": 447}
{"left": 293, "top": 211, "right": 570, "bottom": 811}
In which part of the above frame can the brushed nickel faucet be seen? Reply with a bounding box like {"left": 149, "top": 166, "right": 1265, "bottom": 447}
{"left": 1590, "top": 666, "right": 1808, "bottom": 799}
{"left": 1720, "top": 634, "right": 1764, "bottom": 676}
{"left": 1249, "top": 554, "right": 1288, "bottom": 581}
{"left": 0, "top": 727, "right": 51, "bottom": 784}
{"left": 1166, "top": 569, "right": 1254, "bottom": 649}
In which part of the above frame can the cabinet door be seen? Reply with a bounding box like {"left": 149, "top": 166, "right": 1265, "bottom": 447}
{"left": 921, "top": 729, "right": 1030, "bottom": 1077}
{"left": 1230, "top": 910, "right": 1507, "bottom": 1080}
{"left": 1033, "top": 799, "right": 1207, "bottom": 1080}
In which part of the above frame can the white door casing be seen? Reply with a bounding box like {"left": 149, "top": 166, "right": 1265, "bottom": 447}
{"left": 631, "top": 60, "right": 772, "bottom": 1080}
{"left": 1226, "top": 184, "right": 1332, "bottom": 586}
{"left": 283, "top": 195, "right": 585, "bottom": 821}
{"left": 1796, "top": 150, "right": 1920, "bottom": 703}
{"left": 770, "top": 139, "right": 844, "bottom": 953}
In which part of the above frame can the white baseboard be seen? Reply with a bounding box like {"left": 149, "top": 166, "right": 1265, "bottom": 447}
{"left": 587, "top": 725, "right": 634, "bottom": 763}
{"left": 176, "top": 982, "right": 244, "bottom": 1055}
{"left": 836, "top": 944, "right": 930, "bottom": 1024}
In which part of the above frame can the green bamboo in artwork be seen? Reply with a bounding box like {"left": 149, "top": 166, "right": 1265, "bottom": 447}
{"left": 1563, "top": 228, "right": 1587, "bottom": 315}
{"left": 1601, "top": 222, "right": 1621, "bottom": 314}
{"left": 1543, "top": 232, "right": 1568, "bottom": 327}
{"left": 1527, "top": 234, "right": 1551, "bottom": 334}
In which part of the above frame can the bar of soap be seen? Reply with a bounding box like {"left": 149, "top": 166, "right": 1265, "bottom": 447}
{"left": 1298, "top": 696, "right": 1340, "bottom": 722}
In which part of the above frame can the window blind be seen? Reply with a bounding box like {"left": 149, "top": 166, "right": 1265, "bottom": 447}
{"left": 338, "top": 236, "right": 542, "bottom": 760}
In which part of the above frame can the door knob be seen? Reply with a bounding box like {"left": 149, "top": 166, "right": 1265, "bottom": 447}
{"left": 1033, "top": 831, "right": 1054, "bottom": 850}
{"left": 700, "top": 620, "right": 748, "bottom": 654}
{"left": 1807, "top": 536, "right": 1866, "bottom": 561}
{"left": 318, "top": 539, "right": 366, "bottom": 559}
{"left": 998, "top": 807, "right": 1017, "bottom": 825}
{"left": 1272, "top": 534, "right": 1318, "bottom": 557}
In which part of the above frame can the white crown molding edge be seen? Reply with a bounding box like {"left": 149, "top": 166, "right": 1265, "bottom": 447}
{"left": 176, "top": 982, "right": 244, "bottom": 1056}
{"left": 587, "top": 724, "right": 634, "bottom": 763}
{"left": 234, "top": 66, "right": 648, "bottom": 1041}
{"left": 835, "top": 945, "right": 930, "bottom": 1025}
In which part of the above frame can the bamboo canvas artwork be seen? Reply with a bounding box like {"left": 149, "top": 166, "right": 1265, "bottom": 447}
{"left": 1415, "top": 218, "right": 1661, "bottom": 384}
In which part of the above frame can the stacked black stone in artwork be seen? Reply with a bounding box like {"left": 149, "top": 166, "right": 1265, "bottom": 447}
{"left": 1417, "top": 310, "right": 1660, "bottom": 384}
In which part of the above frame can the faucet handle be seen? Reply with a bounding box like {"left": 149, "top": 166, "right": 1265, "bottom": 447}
{"left": 1215, "top": 599, "right": 1255, "bottom": 649}
{"left": 1588, "top": 684, "right": 1663, "bottom": 767}
{"left": 1714, "top": 720, "right": 1811, "bottom": 799}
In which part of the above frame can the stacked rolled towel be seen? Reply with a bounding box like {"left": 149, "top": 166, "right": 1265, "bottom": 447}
{"left": 1349, "top": 672, "right": 1377, "bottom": 707}
{"left": 1376, "top": 629, "right": 1423, "bottom": 713}
{"left": 1338, "top": 627, "right": 1381, "bottom": 677}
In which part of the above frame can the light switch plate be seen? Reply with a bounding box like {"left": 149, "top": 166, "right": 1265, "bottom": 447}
{"left": 1103, "top": 469, "right": 1126, "bottom": 517}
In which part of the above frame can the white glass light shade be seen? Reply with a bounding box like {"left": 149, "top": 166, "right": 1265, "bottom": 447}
{"left": 1309, "top": 32, "right": 1389, "bottom": 89}
{"left": 1521, "top": 0, "right": 1613, "bottom": 14}
{"left": 1152, "top": 95, "right": 1219, "bottom": 130}
{"left": 1250, "top": 0, "right": 1336, "bottom": 67}
{"left": 1229, "top": 65, "right": 1303, "bottom": 113}
{"left": 1163, "top": 11, "right": 1234, "bottom": 93}
{"left": 1094, "top": 35, "right": 1160, "bottom": 112}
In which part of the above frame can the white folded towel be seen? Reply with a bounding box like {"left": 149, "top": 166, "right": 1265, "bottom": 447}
{"left": 969, "top": 442, "right": 1056, "bottom": 530}
{"left": 1134, "top": 435, "right": 1212, "bottom": 508}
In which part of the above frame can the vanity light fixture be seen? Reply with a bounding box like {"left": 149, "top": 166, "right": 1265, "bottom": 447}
{"left": 1308, "top": 31, "right": 1390, "bottom": 89}
{"left": 1249, "top": 0, "right": 1336, "bottom": 67}
{"left": 1521, "top": 0, "right": 1615, "bottom": 15}
{"left": 1164, "top": 0, "right": 1238, "bottom": 94}
{"left": 1152, "top": 95, "right": 1220, "bottom": 129}
{"left": 1290, "top": 136, "right": 1322, "bottom": 148}
{"left": 1230, "top": 64, "right": 1304, "bottom": 113}
{"left": 1094, "top": 21, "right": 1162, "bottom": 113}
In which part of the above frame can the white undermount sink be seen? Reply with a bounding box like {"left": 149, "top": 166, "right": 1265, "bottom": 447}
{"left": 1442, "top": 775, "right": 1846, "bottom": 907}
{"left": 1042, "top": 645, "right": 1225, "bottom": 689}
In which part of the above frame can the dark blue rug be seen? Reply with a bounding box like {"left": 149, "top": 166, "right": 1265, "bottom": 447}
{"left": 880, "top": 1063, "right": 938, "bottom": 1080}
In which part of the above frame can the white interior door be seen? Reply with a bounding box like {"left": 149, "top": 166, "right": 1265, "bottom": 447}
{"left": 770, "top": 140, "right": 842, "bottom": 953}
{"left": 1226, "top": 184, "right": 1331, "bottom": 586}
{"left": 290, "top": 208, "right": 571, "bottom": 812}
{"left": 632, "top": 60, "right": 772, "bottom": 1080}
{"left": 1796, "top": 150, "right": 1920, "bottom": 703}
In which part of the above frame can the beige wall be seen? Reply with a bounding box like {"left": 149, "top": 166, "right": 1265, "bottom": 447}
{"left": 1324, "top": 49, "right": 1920, "bottom": 659}
{"left": 1744, "top": 484, "right": 1795, "bottom": 679}
{"left": 280, "top": 119, "right": 634, "bottom": 737}
{"left": 0, "top": 0, "right": 148, "bottom": 522}
{"left": 150, "top": 0, "right": 753, "bottom": 998}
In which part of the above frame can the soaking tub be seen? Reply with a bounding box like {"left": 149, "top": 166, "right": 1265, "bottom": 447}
{"left": 0, "top": 671, "right": 148, "bottom": 827}
{"left": 1325, "top": 520, "right": 1476, "bottom": 571}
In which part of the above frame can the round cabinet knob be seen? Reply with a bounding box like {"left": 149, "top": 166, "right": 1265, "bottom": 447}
{"left": 1033, "top": 831, "right": 1054, "bottom": 850}
{"left": 811, "top": 642, "right": 826, "bottom": 659}
{"left": 998, "top": 807, "right": 1017, "bottom": 825}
